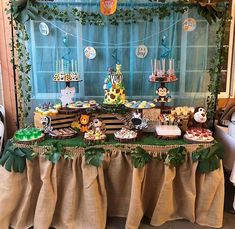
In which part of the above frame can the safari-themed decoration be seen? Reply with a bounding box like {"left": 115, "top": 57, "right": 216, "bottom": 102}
{"left": 188, "top": 106, "right": 208, "bottom": 128}
{"left": 131, "top": 112, "right": 148, "bottom": 131}
{"left": 149, "top": 59, "right": 178, "bottom": 111}
{"left": 136, "top": 45, "right": 148, "bottom": 59}
{"left": 60, "top": 86, "right": 76, "bottom": 107}
{"left": 54, "top": 59, "right": 80, "bottom": 82}
{"left": 79, "top": 114, "right": 90, "bottom": 133}
{"left": 184, "top": 107, "right": 213, "bottom": 143}
{"left": 39, "top": 22, "right": 49, "bottom": 36}
{"left": 183, "top": 18, "right": 197, "bottom": 32}
{"left": 103, "top": 64, "right": 126, "bottom": 105}
{"left": 100, "top": 0, "right": 117, "bottom": 16}
{"left": 154, "top": 85, "right": 171, "bottom": 103}
{"left": 84, "top": 46, "right": 96, "bottom": 59}
{"left": 40, "top": 116, "right": 53, "bottom": 133}
{"left": 84, "top": 118, "right": 106, "bottom": 142}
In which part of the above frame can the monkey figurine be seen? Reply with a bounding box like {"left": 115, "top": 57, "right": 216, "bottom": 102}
{"left": 155, "top": 85, "right": 171, "bottom": 103}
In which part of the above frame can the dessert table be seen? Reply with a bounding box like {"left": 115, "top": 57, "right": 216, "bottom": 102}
{"left": 0, "top": 136, "right": 224, "bottom": 229}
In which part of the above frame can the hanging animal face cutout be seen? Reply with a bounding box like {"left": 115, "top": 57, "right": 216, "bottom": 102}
{"left": 156, "top": 86, "right": 169, "bottom": 97}
{"left": 60, "top": 86, "right": 75, "bottom": 106}
{"left": 193, "top": 107, "right": 207, "bottom": 124}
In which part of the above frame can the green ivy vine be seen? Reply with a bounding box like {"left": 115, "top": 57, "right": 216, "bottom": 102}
{"left": 0, "top": 139, "right": 33, "bottom": 173}
{"left": 207, "top": 4, "right": 229, "bottom": 123}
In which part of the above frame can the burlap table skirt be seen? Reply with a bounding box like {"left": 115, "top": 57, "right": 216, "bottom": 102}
{"left": 0, "top": 144, "right": 224, "bottom": 229}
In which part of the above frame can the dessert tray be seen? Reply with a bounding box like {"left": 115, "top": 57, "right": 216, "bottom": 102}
{"left": 35, "top": 103, "right": 61, "bottom": 116}
{"left": 67, "top": 100, "right": 98, "bottom": 109}
{"left": 155, "top": 125, "right": 181, "bottom": 140}
{"left": 49, "top": 128, "right": 78, "bottom": 139}
{"left": 125, "top": 101, "right": 155, "bottom": 109}
{"left": 149, "top": 74, "right": 178, "bottom": 83}
{"left": 114, "top": 128, "right": 137, "bottom": 143}
{"left": 58, "top": 100, "right": 98, "bottom": 114}
{"left": 14, "top": 128, "right": 45, "bottom": 144}
{"left": 184, "top": 127, "right": 214, "bottom": 143}
{"left": 84, "top": 130, "right": 106, "bottom": 143}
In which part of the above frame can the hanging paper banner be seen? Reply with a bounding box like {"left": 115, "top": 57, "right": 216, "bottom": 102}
{"left": 183, "top": 18, "right": 197, "bottom": 32}
{"left": 39, "top": 22, "right": 49, "bottom": 36}
{"left": 100, "top": 0, "right": 117, "bottom": 16}
{"left": 84, "top": 47, "right": 96, "bottom": 59}
{"left": 136, "top": 45, "right": 148, "bottom": 59}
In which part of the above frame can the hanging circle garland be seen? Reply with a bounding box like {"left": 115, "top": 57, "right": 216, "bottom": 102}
{"left": 39, "top": 22, "right": 50, "bottom": 36}
{"left": 183, "top": 18, "right": 197, "bottom": 32}
{"left": 136, "top": 45, "right": 148, "bottom": 59}
{"left": 84, "top": 47, "right": 97, "bottom": 59}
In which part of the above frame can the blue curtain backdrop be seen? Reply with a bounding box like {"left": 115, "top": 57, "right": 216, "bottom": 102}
{"left": 26, "top": 0, "right": 219, "bottom": 119}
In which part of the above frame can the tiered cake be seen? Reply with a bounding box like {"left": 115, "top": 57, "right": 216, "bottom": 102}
{"left": 103, "top": 64, "right": 126, "bottom": 105}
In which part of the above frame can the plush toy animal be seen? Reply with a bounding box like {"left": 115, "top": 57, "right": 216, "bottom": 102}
{"left": 79, "top": 114, "right": 90, "bottom": 133}
{"left": 90, "top": 118, "right": 105, "bottom": 133}
{"left": 188, "top": 107, "right": 207, "bottom": 128}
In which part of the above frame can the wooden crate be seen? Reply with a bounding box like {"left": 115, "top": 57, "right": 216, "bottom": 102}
{"left": 96, "top": 113, "right": 126, "bottom": 134}
{"left": 34, "top": 112, "right": 78, "bottom": 129}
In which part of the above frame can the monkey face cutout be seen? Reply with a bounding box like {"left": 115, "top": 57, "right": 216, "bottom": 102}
{"left": 156, "top": 86, "right": 169, "bottom": 97}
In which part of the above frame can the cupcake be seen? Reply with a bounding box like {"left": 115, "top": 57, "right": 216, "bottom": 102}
{"left": 89, "top": 100, "right": 96, "bottom": 106}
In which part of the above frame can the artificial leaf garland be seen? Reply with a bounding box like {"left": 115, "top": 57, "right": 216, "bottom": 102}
{"left": 84, "top": 147, "right": 105, "bottom": 167}
{"left": 131, "top": 146, "right": 152, "bottom": 168}
{"left": 192, "top": 143, "right": 224, "bottom": 173}
{"left": 207, "top": 3, "right": 229, "bottom": 123}
{"left": 44, "top": 142, "right": 63, "bottom": 163}
{"left": 8, "top": 0, "right": 38, "bottom": 24}
{"left": 0, "top": 139, "right": 33, "bottom": 173}
{"left": 165, "top": 146, "right": 186, "bottom": 167}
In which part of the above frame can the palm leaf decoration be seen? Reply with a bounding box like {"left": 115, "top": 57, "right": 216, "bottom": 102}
{"left": 192, "top": 143, "right": 224, "bottom": 173}
{"left": 165, "top": 146, "right": 186, "bottom": 167}
{"left": 131, "top": 146, "right": 151, "bottom": 168}
{"left": 45, "top": 142, "right": 63, "bottom": 163}
{"left": 0, "top": 139, "right": 33, "bottom": 173}
{"left": 84, "top": 147, "right": 105, "bottom": 167}
{"left": 10, "top": 0, "right": 38, "bottom": 23}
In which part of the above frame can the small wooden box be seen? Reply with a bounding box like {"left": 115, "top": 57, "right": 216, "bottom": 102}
{"left": 34, "top": 112, "right": 78, "bottom": 129}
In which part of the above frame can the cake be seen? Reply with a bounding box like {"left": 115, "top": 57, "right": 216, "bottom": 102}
{"left": 155, "top": 125, "right": 181, "bottom": 137}
{"left": 103, "top": 64, "right": 126, "bottom": 105}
